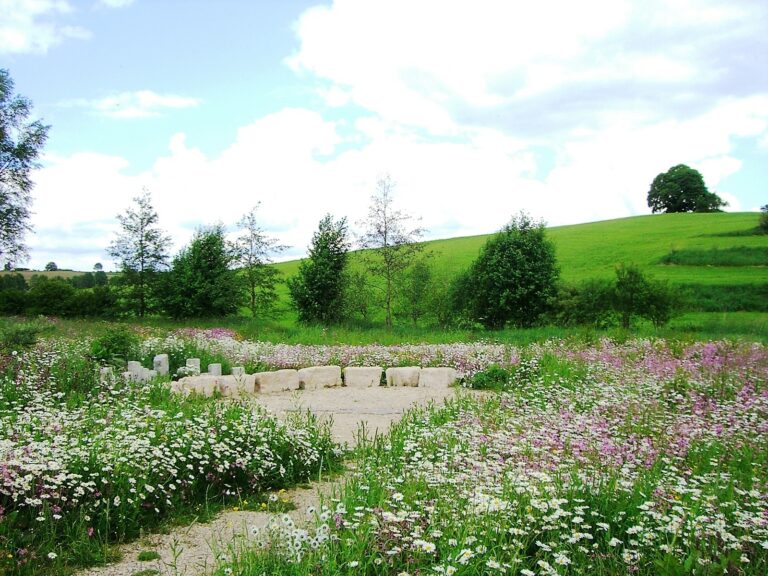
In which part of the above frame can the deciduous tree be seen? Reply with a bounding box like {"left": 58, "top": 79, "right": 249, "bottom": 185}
{"left": 234, "top": 205, "right": 286, "bottom": 319}
{"left": 358, "top": 174, "right": 425, "bottom": 328}
{"left": 107, "top": 190, "right": 171, "bottom": 317}
{"left": 647, "top": 164, "right": 726, "bottom": 213}
{"left": 288, "top": 214, "right": 349, "bottom": 324}
{"left": 0, "top": 69, "right": 49, "bottom": 267}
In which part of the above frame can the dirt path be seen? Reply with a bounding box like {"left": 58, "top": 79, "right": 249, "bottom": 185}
{"left": 78, "top": 386, "right": 462, "bottom": 576}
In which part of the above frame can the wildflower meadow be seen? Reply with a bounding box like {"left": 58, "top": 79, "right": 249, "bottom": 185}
{"left": 211, "top": 338, "right": 768, "bottom": 576}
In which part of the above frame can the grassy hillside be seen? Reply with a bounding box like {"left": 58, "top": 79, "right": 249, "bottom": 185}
{"left": 276, "top": 212, "right": 766, "bottom": 285}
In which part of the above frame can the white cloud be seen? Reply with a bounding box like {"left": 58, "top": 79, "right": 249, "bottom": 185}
{"left": 65, "top": 90, "right": 202, "bottom": 119}
{"left": 97, "top": 0, "right": 134, "bottom": 7}
{"left": 0, "top": 0, "right": 89, "bottom": 54}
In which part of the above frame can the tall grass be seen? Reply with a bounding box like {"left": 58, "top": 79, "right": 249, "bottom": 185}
{"left": 660, "top": 246, "right": 768, "bottom": 266}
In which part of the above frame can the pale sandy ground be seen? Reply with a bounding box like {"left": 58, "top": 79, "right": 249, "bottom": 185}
{"left": 78, "top": 385, "right": 465, "bottom": 576}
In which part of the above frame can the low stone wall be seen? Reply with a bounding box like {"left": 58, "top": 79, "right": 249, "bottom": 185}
{"left": 111, "top": 357, "right": 459, "bottom": 397}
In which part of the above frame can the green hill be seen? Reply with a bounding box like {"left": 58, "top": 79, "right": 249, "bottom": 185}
{"left": 275, "top": 212, "right": 767, "bottom": 312}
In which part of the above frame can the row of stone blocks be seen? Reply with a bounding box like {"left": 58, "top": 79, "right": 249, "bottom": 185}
{"left": 171, "top": 366, "right": 458, "bottom": 397}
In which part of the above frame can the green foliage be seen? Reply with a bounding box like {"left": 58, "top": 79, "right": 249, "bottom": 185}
{"left": 468, "top": 364, "right": 511, "bottom": 390}
{"left": 455, "top": 212, "right": 559, "bottom": 329}
{"left": 342, "top": 270, "right": 374, "bottom": 324}
{"left": 647, "top": 164, "right": 726, "bottom": 213}
{"left": 358, "top": 174, "right": 425, "bottom": 328}
{"left": 554, "top": 278, "right": 615, "bottom": 328}
{"left": 160, "top": 224, "right": 242, "bottom": 318}
{"left": 289, "top": 214, "right": 349, "bottom": 324}
{"left": 26, "top": 276, "right": 76, "bottom": 316}
{"left": 90, "top": 326, "right": 141, "bottom": 365}
{"left": 760, "top": 205, "right": 768, "bottom": 233}
{"left": 394, "top": 258, "right": 434, "bottom": 326}
{"left": 680, "top": 283, "right": 768, "bottom": 312}
{"left": 108, "top": 189, "right": 171, "bottom": 317}
{"left": 0, "top": 68, "right": 50, "bottom": 267}
{"left": 0, "top": 318, "right": 49, "bottom": 351}
{"left": 660, "top": 246, "right": 768, "bottom": 266}
{"left": 235, "top": 205, "right": 287, "bottom": 319}
{"left": 614, "top": 263, "right": 681, "bottom": 328}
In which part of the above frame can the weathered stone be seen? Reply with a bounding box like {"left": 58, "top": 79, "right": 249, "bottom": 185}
{"left": 386, "top": 366, "right": 420, "bottom": 387}
{"left": 121, "top": 370, "right": 134, "bottom": 382}
{"left": 231, "top": 367, "right": 245, "bottom": 377}
{"left": 419, "top": 367, "right": 457, "bottom": 389}
{"left": 217, "top": 374, "right": 257, "bottom": 397}
{"left": 182, "top": 375, "right": 217, "bottom": 397}
{"left": 127, "top": 361, "right": 143, "bottom": 375}
{"left": 343, "top": 366, "right": 383, "bottom": 388}
{"left": 298, "top": 366, "right": 342, "bottom": 390}
{"left": 99, "top": 366, "right": 114, "bottom": 383}
{"left": 255, "top": 369, "right": 299, "bottom": 393}
{"left": 208, "top": 363, "right": 222, "bottom": 376}
{"left": 186, "top": 358, "right": 201, "bottom": 372}
{"left": 153, "top": 354, "right": 169, "bottom": 376}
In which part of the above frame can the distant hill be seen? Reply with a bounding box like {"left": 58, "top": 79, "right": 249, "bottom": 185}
{"left": 276, "top": 212, "right": 766, "bottom": 285}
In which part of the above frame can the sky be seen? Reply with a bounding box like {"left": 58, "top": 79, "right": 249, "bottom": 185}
{"left": 1, "top": 0, "right": 766, "bottom": 271}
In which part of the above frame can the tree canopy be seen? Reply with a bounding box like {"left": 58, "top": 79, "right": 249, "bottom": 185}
{"left": 647, "top": 164, "right": 726, "bottom": 213}
{"left": 0, "top": 68, "right": 50, "bottom": 267}
{"left": 288, "top": 214, "right": 349, "bottom": 324}
{"left": 453, "top": 212, "right": 559, "bottom": 329}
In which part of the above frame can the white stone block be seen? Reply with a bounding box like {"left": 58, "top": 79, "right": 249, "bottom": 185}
{"left": 231, "top": 367, "right": 245, "bottom": 377}
{"left": 343, "top": 366, "right": 383, "bottom": 388}
{"left": 186, "top": 358, "right": 201, "bottom": 372}
{"left": 255, "top": 369, "right": 299, "bottom": 393}
{"left": 419, "top": 367, "right": 457, "bottom": 389}
{"left": 99, "top": 366, "right": 114, "bottom": 382}
{"left": 208, "top": 363, "right": 222, "bottom": 376}
{"left": 217, "top": 374, "right": 257, "bottom": 397}
{"left": 153, "top": 354, "right": 169, "bottom": 376}
{"left": 298, "top": 366, "right": 342, "bottom": 390}
{"left": 121, "top": 370, "right": 134, "bottom": 382}
{"left": 127, "top": 361, "right": 143, "bottom": 375}
{"left": 386, "top": 367, "right": 420, "bottom": 387}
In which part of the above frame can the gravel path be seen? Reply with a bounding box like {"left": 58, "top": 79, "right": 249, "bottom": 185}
{"left": 77, "top": 385, "right": 463, "bottom": 576}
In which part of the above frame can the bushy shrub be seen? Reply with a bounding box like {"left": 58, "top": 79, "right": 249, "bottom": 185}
{"left": 90, "top": 326, "right": 141, "bottom": 366}
{"left": 760, "top": 204, "right": 768, "bottom": 233}
{"left": 0, "top": 319, "right": 50, "bottom": 351}
{"left": 468, "top": 364, "right": 512, "bottom": 390}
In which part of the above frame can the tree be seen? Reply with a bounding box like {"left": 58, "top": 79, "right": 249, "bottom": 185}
{"left": 0, "top": 69, "right": 50, "bottom": 267}
{"left": 94, "top": 262, "right": 103, "bottom": 271}
{"left": 647, "top": 164, "right": 727, "bottom": 213}
{"left": 44, "top": 261, "right": 58, "bottom": 271}
{"left": 455, "top": 212, "right": 559, "bottom": 329}
{"left": 107, "top": 189, "right": 171, "bottom": 317}
{"left": 613, "top": 263, "right": 680, "bottom": 328}
{"left": 234, "top": 205, "right": 286, "bottom": 318}
{"left": 395, "top": 258, "right": 434, "bottom": 326}
{"left": 159, "top": 224, "right": 241, "bottom": 318}
{"left": 759, "top": 204, "right": 768, "bottom": 233}
{"left": 288, "top": 214, "right": 350, "bottom": 324}
{"left": 358, "top": 174, "right": 425, "bottom": 328}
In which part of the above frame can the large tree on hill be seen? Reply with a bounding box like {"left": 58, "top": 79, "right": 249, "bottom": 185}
{"left": 358, "top": 174, "right": 425, "bottom": 328}
{"left": 288, "top": 213, "right": 350, "bottom": 324}
{"left": 453, "top": 212, "right": 559, "bottom": 329}
{"left": 0, "top": 68, "right": 50, "bottom": 267}
{"left": 108, "top": 189, "right": 171, "bottom": 317}
{"left": 647, "top": 164, "right": 726, "bottom": 213}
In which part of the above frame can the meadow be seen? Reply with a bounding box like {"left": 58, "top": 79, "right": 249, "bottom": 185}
{"left": 1, "top": 327, "right": 767, "bottom": 575}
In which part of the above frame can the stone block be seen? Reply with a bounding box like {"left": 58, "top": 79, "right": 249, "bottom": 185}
{"left": 419, "top": 367, "right": 457, "bottom": 389}
{"left": 153, "top": 354, "right": 169, "bottom": 376}
{"left": 298, "top": 366, "right": 342, "bottom": 390}
{"left": 255, "top": 369, "right": 299, "bottom": 393}
{"left": 186, "top": 358, "right": 201, "bottom": 372}
{"left": 99, "top": 366, "right": 114, "bottom": 383}
{"left": 231, "top": 367, "right": 245, "bottom": 377}
{"left": 127, "top": 361, "right": 143, "bottom": 375}
{"left": 217, "top": 374, "right": 257, "bottom": 397}
{"left": 184, "top": 375, "right": 217, "bottom": 397}
{"left": 386, "top": 366, "right": 420, "bottom": 387}
{"left": 343, "top": 366, "right": 383, "bottom": 388}
{"left": 208, "top": 363, "right": 222, "bottom": 376}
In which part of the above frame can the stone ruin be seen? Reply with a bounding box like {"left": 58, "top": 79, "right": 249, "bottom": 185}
{"left": 101, "top": 354, "right": 459, "bottom": 397}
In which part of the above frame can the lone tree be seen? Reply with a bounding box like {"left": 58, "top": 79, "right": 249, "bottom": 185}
{"left": 454, "top": 212, "right": 559, "bottom": 329}
{"left": 288, "top": 214, "right": 350, "bottom": 324}
{"left": 234, "top": 205, "right": 287, "bottom": 318}
{"left": 44, "top": 261, "right": 57, "bottom": 271}
{"left": 108, "top": 189, "right": 171, "bottom": 317}
{"left": 160, "top": 223, "right": 241, "bottom": 318}
{"left": 647, "top": 164, "right": 726, "bottom": 213}
{"left": 0, "top": 69, "right": 50, "bottom": 267}
{"left": 358, "top": 174, "right": 425, "bottom": 328}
